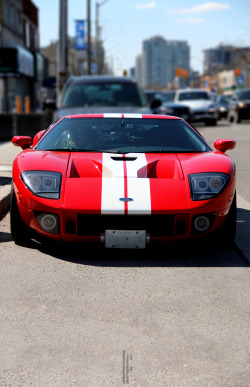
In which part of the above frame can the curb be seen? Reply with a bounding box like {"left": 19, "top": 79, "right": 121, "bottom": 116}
{"left": 0, "top": 184, "right": 11, "bottom": 216}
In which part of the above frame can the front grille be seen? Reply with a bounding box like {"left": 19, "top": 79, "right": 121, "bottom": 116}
{"left": 173, "top": 107, "right": 189, "bottom": 115}
{"left": 194, "top": 110, "right": 206, "bottom": 115}
{"left": 75, "top": 214, "right": 179, "bottom": 237}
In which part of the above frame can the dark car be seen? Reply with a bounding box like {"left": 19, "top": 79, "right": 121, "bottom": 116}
{"left": 228, "top": 89, "right": 250, "bottom": 123}
{"left": 144, "top": 89, "right": 192, "bottom": 122}
{"left": 56, "top": 75, "right": 151, "bottom": 120}
{"left": 215, "top": 94, "right": 232, "bottom": 120}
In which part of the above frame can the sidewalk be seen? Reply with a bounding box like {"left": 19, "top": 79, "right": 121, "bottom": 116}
{"left": 0, "top": 141, "right": 20, "bottom": 215}
{"left": 0, "top": 141, "right": 250, "bottom": 262}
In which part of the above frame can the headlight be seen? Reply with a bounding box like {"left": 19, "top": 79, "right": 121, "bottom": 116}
{"left": 208, "top": 104, "right": 216, "bottom": 112}
{"left": 165, "top": 108, "right": 174, "bottom": 114}
{"left": 21, "top": 171, "right": 62, "bottom": 199}
{"left": 189, "top": 173, "right": 229, "bottom": 201}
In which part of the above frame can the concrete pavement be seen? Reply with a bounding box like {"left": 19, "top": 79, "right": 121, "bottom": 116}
{"left": 0, "top": 140, "right": 250, "bottom": 262}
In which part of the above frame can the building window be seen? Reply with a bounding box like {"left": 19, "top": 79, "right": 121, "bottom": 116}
{"left": 3, "top": 0, "right": 9, "bottom": 24}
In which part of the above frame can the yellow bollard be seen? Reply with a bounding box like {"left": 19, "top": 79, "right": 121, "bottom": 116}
{"left": 25, "top": 96, "right": 31, "bottom": 113}
{"left": 15, "top": 96, "right": 21, "bottom": 113}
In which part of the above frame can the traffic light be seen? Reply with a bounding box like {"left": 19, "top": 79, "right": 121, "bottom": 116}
{"left": 235, "top": 68, "right": 240, "bottom": 77}
{"left": 182, "top": 69, "right": 188, "bottom": 78}
{"left": 175, "top": 67, "right": 181, "bottom": 77}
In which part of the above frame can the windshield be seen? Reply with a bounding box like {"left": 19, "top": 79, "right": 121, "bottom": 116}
{"left": 36, "top": 117, "right": 210, "bottom": 154}
{"left": 61, "top": 81, "right": 148, "bottom": 108}
{"left": 162, "top": 92, "right": 176, "bottom": 102}
{"left": 238, "top": 90, "right": 250, "bottom": 100}
{"left": 178, "top": 92, "right": 210, "bottom": 101}
{"left": 144, "top": 91, "right": 175, "bottom": 103}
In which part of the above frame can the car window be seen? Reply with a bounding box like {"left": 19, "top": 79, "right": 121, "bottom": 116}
{"left": 178, "top": 92, "right": 210, "bottom": 101}
{"left": 62, "top": 82, "right": 148, "bottom": 108}
{"left": 217, "top": 95, "right": 231, "bottom": 103}
{"left": 238, "top": 91, "right": 250, "bottom": 100}
{"left": 144, "top": 91, "right": 175, "bottom": 104}
{"left": 36, "top": 117, "right": 210, "bottom": 153}
{"left": 162, "top": 92, "right": 176, "bottom": 102}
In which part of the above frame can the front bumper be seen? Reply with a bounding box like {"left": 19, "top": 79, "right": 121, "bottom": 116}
{"left": 17, "top": 201, "right": 231, "bottom": 246}
{"left": 191, "top": 111, "right": 217, "bottom": 123}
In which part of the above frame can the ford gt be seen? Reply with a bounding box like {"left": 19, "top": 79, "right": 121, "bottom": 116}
{"left": 11, "top": 114, "right": 236, "bottom": 249}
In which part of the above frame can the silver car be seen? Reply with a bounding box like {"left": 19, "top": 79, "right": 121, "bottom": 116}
{"left": 174, "top": 89, "right": 217, "bottom": 126}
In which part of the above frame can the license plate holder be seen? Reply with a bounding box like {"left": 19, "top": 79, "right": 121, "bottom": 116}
{"left": 105, "top": 230, "right": 146, "bottom": 249}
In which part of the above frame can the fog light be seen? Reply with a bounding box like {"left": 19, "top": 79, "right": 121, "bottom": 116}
{"left": 194, "top": 216, "right": 210, "bottom": 232}
{"left": 35, "top": 212, "right": 59, "bottom": 234}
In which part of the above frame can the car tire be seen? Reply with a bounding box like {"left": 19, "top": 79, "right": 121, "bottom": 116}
{"left": 210, "top": 119, "right": 217, "bottom": 126}
{"left": 216, "top": 193, "right": 237, "bottom": 245}
{"left": 10, "top": 185, "right": 30, "bottom": 245}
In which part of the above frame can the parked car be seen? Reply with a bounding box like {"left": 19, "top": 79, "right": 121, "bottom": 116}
{"left": 174, "top": 89, "right": 217, "bottom": 125}
{"left": 215, "top": 94, "right": 232, "bottom": 120}
{"left": 11, "top": 114, "right": 236, "bottom": 249}
{"left": 56, "top": 75, "right": 151, "bottom": 120}
{"left": 144, "top": 89, "right": 192, "bottom": 122}
{"left": 227, "top": 89, "right": 250, "bottom": 123}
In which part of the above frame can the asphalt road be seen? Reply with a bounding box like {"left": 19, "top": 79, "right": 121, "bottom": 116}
{"left": 0, "top": 120, "right": 249, "bottom": 386}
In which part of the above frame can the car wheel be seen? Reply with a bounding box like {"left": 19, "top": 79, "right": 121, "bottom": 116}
{"left": 10, "top": 186, "right": 30, "bottom": 245}
{"left": 210, "top": 119, "right": 217, "bottom": 126}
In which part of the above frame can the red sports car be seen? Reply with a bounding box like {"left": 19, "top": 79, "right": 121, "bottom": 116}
{"left": 11, "top": 114, "right": 236, "bottom": 249}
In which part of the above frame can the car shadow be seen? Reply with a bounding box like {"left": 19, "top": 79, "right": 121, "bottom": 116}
{"left": 34, "top": 240, "right": 248, "bottom": 268}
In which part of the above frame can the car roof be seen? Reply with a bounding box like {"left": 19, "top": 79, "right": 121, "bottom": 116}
{"left": 177, "top": 88, "right": 208, "bottom": 93}
{"left": 67, "top": 75, "right": 138, "bottom": 84}
{"left": 60, "top": 113, "right": 181, "bottom": 120}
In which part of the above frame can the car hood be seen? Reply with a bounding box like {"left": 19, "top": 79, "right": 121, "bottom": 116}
{"left": 162, "top": 102, "right": 189, "bottom": 108}
{"left": 177, "top": 100, "right": 214, "bottom": 110}
{"left": 63, "top": 152, "right": 188, "bottom": 214}
{"left": 16, "top": 150, "right": 234, "bottom": 214}
{"left": 56, "top": 106, "right": 151, "bottom": 119}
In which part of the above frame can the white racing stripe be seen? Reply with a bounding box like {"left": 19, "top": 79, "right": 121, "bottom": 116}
{"left": 101, "top": 152, "right": 151, "bottom": 215}
{"left": 126, "top": 153, "right": 151, "bottom": 214}
{"left": 101, "top": 153, "right": 125, "bottom": 214}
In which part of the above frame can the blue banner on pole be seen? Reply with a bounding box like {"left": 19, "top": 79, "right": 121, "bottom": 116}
{"left": 75, "top": 20, "right": 86, "bottom": 50}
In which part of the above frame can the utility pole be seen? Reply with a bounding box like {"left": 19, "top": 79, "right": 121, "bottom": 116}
{"left": 95, "top": 0, "right": 108, "bottom": 74}
{"left": 58, "top": 0, "right": 68, "bottom": 93}
{"left": 87, "top": 0, "right": 91, "bottom": 75}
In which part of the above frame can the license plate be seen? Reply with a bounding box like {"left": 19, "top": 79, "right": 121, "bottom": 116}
{"left": 105, "top": 230, "right": 146, "bottom": 249}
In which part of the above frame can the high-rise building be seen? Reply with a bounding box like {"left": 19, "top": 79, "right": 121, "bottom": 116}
{"left": 142, "top": 36, "right": 168, "bottom": 89}
{"left": 203, "top": 44, "right": 250, "bottom": 75}
{"left": 166, "top": 40, "right": 190, "bottom": 88}
{"left": 140, "top": 36, "right": 190, "bottom": 89}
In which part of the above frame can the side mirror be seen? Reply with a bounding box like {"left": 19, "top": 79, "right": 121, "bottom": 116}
{"left": 150, "top": 98, "right": 162, "bottom": 110}
{"left": 214, "top": 139, "right": 236, "bottom": 153}
{"left": 32, "top": 130, "right": 46, "bottom": 147}
{"left": 12, "top": 136, "right": 33, "bottom": 150}
{"left": 44, "top": 100, "right": 57, "bottom": 110}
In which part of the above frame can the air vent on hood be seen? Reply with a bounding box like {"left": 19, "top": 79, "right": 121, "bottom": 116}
{"left": 111, "top": 156, "right": 137, "bottom": 161}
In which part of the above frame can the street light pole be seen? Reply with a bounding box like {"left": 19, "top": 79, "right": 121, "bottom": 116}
{"left": 58, "top": 0, "right": 68, "bottom": 92}
{"left": 87, "top": 0, "right": 91, "bottom": 75}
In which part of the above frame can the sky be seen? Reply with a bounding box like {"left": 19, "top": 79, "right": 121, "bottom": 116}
{"left": 33, "top": 0, "right": 250, "bottom": 75}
